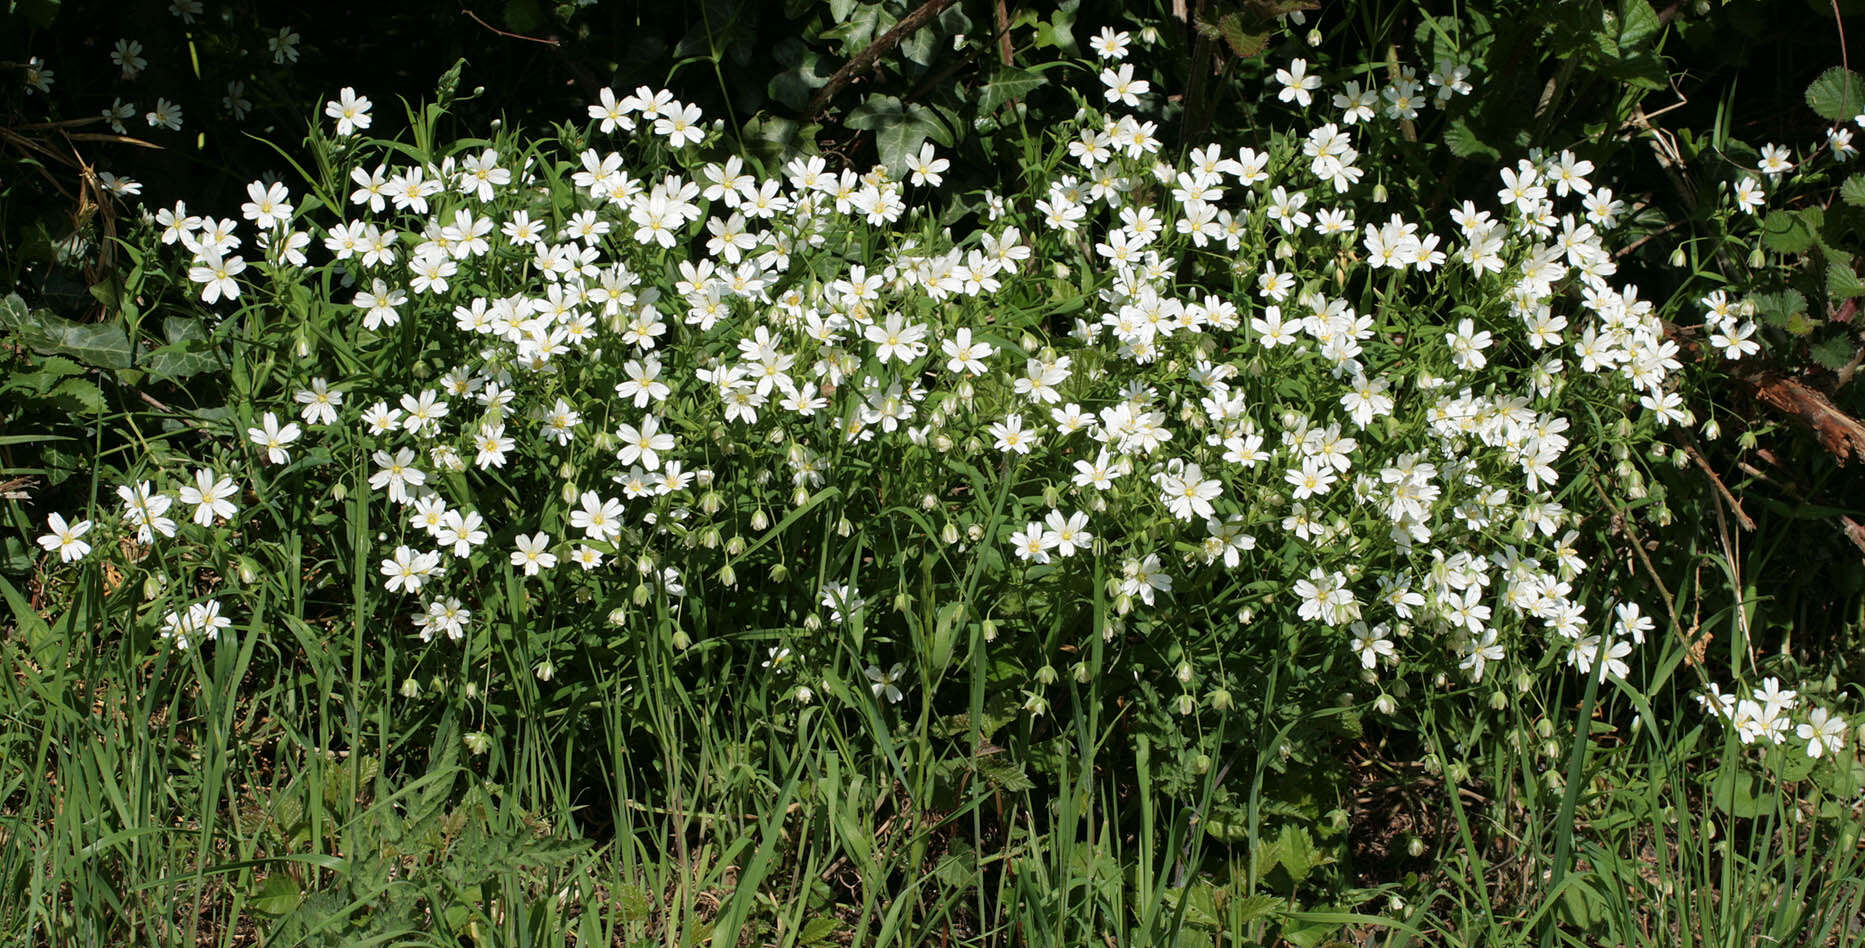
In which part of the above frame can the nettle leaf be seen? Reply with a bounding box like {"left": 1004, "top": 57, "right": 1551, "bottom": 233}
{"left": 1615, "top": 0, "right": 1663, "bottom": 50}
{"left": 1806, "top": 67, "right": 1865, "bottom": 121}
{"left": 1842, "top": 174, "right": 1865, "bottom": 208}
{"left": 1195, "top": 11, "right": 1270, "bottom": 59}
{"left": 48, "top": 378, "right": 104, "bottom": 414}
{"left": 1828, "top": 259, "right": 1865, "bottom": 300}
{"left": 1761, "top": 209, "right": 1817, "bottom": 254}
{"left": 1444, "top": 117, "right": 1500, "bottom": 160}
{"left": 1810, "top": 334, "right": 1856, "bottom": 371}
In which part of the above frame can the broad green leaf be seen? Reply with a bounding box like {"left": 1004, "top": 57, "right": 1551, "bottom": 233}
{"left": 1807, "top": 66, "right": 1865, "bottom": 121}
{"left": 0, "top": 294, "right": 133, "bottom": 370}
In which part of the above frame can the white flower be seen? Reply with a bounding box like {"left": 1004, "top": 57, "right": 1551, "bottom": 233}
{"left": 1100, "top": 64, "right": 1150, "bottom": 107}
{"left": 865, "top": 663, "right": 906, "bottom": 703}
{"left": 1798, "top": 707, "right": 1847, "bottom": 758}
{"left": 324, "top": 87, "right": 373, "bottom": 137}
{"left": 240, "top": 180, "right": 293, "bottom": 230}
{"left": 380, "top": 545, "right": 442, "bottom": 594}
{"left": 187, "top": 250, "right": 245, "bottom": 304}
{"left": 178, "top": 468, "right": 239, "bottom": 526}
{"left": 510, "top": 532, "right": 558, "bottom": 576}
{"left": 246, "top": 411, "right": 303, "bottom": 464}
{"left": 37, "top": 512, "right": 92, "bottom": 563}
{"left": 1275, "top": 58, "right": 1322, "bottom": 107}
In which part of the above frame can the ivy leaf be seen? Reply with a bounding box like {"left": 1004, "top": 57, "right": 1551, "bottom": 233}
{"left": 0, "top": 294, "right": 133, "bottom": 370}
{"left": 847, "top": 95, "right": 949, "bottom": 173}
{"left": 1806, "top": 67, "right": 1865, "bottom": 121}
{"left": 978, "top": 66, "right": 1046, "bottom": 114}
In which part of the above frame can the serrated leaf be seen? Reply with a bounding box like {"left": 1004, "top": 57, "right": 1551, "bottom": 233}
{"left": 798, "top": 916, "right": 840, "bottom": 944}
{"left": 1843, "top": 175, "right": 1865, "bottom": 208}
{"left": 1443, "top": 117, "right": 1500, "bottom": 159}
{"left": 250, "top": 874, "right": 302, "bottom": 915}
{"left": 1807, "top": 67, "right": 1865, "bottom": 121}
{"left": 1232, "top": 893, "right": 1283, "bottom": 923}
{"left": 1274, "top": 824, "right": 1321, "bottom": 885}
{"left": 1616, "top": 0, "right": 1663, "bottom": 50}
{"left": 1761, "top": 209, "right": 1817, "bottom": 254}
{"left": 1810, "top": 334, "right": 1856, "bottom": 371}
{"left": 975, "top": 752, "right": 1034, "bottom": 792}
{"left": 48, "top": 378, "right": 103, "bottom": 413}
{"left": 978, "top": 66, "right": 1046, "bottom": 114}
{"left": 1830, "top": 260, "right": 1865, "bottom": 300}
{"left": 1196, "top": 11, "right": 1269, "bottom": 59}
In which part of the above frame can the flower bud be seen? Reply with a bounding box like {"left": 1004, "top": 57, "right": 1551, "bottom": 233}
{"left": 1211, "top": 688, "right": 1234, "bottom": 711}
{"left": 804, "top": 613, "right": 822, "bottom": 631}
{"left": 750, "top": 509, "right": 770, "bottom": 531}
{"left": 464, "top": 731, "right": 491, "bottom": 755}
{"left": 1375, "top": 693, "right": 1397, "bottom": 715}
{"left": 837, "top": 517, "right": 853, "bottom": 537}
{"left": 534, "top": 659, "right": 556, "bottom": 681}
{"left": 332, "top": 482, "right": 347, "bottom": 503}
{"left": 769, "top": 563, "right": 789, "bottom": 582}
{"left": 672, "top": 627, "right": 691, "bottom": 649}
{"left": 981, "top": 618, "right": 999, "bottom": 642}
{"left": 725, "top": 536, "right": 747, "bottom": 556}
{"left": 464, "top": 682, "right": 480, "bottom": 700}
{"left": 561, "top": 482, "right": 579, "bottom": 504}
{"left": 1176, "top": 660, "right": 1194, "bottom": 684}
{"left": 1177, "top": 693, "right": 1197, "bottom": 716}
{"left": 715, "top": 564, "right": 737, "bottom": 587}
{"left": 1074, "top": 661, "right": 1092, "bottom": 683}
{"left": 1195, "top": 752, "right": 1213, "bottom": 773}
{"left": 608, "top": 607, "right": 627, "bottom": 626}
{"left": 400, "top": 677, "right": 422, "bottom": 699}
{"left": 941, "top": 522, "right": 960, "bottom": 545}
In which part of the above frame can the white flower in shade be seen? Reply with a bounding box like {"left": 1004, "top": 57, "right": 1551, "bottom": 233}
{"left": 865, "top": 663, "right": 906, "bottom": 703}
{"left": 1798, "top": 707, "right": 1847, "bottom": 758}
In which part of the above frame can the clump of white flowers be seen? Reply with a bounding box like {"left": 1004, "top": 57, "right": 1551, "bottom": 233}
{"left": 22, "top": 16, "right": 1846, "bottom": 780}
